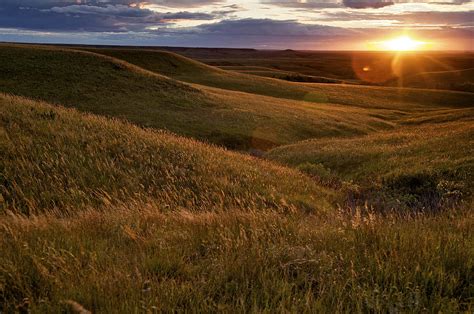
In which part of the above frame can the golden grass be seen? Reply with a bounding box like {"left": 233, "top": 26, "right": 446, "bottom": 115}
{"left": 267, "top": 119, "right": 474, "bottom": 211}
{"left": 1, "top": 205, "right": 472, "bottom": 312}
{"left": 0, "top": 94, "right": 333, "bottom": 215}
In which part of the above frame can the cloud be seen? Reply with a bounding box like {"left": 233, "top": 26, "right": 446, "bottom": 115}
{"left": 0, "top": 0, "right": 472, "bottom": 49}
{"left": 144, "top": 18, "right": 359, "bottom": 48}
{"left": 194, "top": 18, "right": 352, "bottom": 37}
{"left": 262, "top": 0, "right": 473, "bottom": 9}
{"left": 320, "top": 10, "right": 474, "bottom": 27}
{"left": 342, "top": 0, "right": 393, "bottom": 9}
{"left": 260, "top": 0, "right": 342, "bottom": 9}
{"left": 150, "top": 0, "right": 223, "bottom": 7}
{"left": 0, "top": 2, "right": 221, "bottom": 32}
{"left": 0, "top": 1, "right": 223, "bottom": 8}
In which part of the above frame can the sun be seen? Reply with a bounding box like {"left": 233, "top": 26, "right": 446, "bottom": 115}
{"left": 378, "top": 36, "right": 426, "bottom": 51}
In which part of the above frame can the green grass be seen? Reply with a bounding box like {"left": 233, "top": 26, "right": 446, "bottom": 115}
{"left": 0, "top": 94, "right": 332, "bottom": 215}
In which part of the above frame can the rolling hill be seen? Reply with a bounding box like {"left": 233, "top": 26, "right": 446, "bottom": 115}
{"left": 0, "top": 93, "right": 333, "bottom": 215}
{"left": 1, "top": 45, "right": 473, "bottom": 313}
{"left": 80, "top": 47, "right": 474, "bottom": 110}
{"left": 0, "top": 44, "right": 402, "bottom": 150}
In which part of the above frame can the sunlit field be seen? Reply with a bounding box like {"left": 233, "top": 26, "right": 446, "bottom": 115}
{"left": 1, "top": 44, "right": 473, "bottom": 312}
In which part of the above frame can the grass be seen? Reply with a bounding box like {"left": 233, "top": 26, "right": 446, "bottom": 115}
{"left": 0, "top": 94, "right": 332, "bottom": 215}
{"left": 266, "top": 119, "right": 474, "bottom": 211}
{"left": 1, "top": 207, "right": 472, "bottom": 312}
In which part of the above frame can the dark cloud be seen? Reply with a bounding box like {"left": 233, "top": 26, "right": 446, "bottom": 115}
{"left": 151, "top": 0, "right": 223, "bottom": 7}
{"left": 261, "top": 0, "right": 342, "bottom": 9}
{"left": 343, "top": 0, "right": 393, "bottom": 9}
{"left": 144, "top": 18, "right": 359, "bottom": 48}
{"left": 0, "top": 0, "right": 223, "bottom": 8}
{"left": 194, "top": 18, "right": 352, "bottom": 37}
{"left": 0, "top": 2, "right": 220, "bottom": 32}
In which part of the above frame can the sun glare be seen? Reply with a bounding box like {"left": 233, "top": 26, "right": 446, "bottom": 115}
{"left": 374, "top": 36, "right": 426, "bottom": 51}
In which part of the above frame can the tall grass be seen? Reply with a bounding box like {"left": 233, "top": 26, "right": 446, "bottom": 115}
{"left": 1, "top": 207, "right": 472, "bottom": 312}
{"left": 0, "top": 94, "right": 332, "bottom": 215}
{"left": 1, "top": 45, "right": 473, "bottom": 312}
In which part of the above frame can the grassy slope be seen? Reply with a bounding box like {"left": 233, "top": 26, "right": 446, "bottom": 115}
{"left": 81, "top": 47, "right": 473, "bottom": 110}
{"left": 266, "top": 117, "right": 474, "bottom": 210}
{"left": 1, "top": 97, "right": 472, "bottom": 313}
{"left": 398, "top": 68, "right": 474, "bottom": 93}
{"left": 0, "top": 94, "right": 333, "bottom": 215}
{"left": 0, "top": 45, "right": 400, "bottom": 150}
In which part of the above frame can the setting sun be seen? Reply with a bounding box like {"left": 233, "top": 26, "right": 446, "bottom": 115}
{"left": 377, "top": 36, "right": 426, "bottom": 51}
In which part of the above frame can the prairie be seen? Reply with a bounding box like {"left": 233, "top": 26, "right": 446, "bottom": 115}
{"left": 78, "top": 46, "right": 473, "bottom": 110}
{"left": 0, "top": 44, "right": 473, "bottom": 312}
{"left": 165, "top": 47, "right": 474, "bottom": 92}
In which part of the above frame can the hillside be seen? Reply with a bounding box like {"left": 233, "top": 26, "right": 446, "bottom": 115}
{"left": 0, "top": 93, "right": 333, "bottom": 215}
{"left": 266, "top": 116, "right": 474, "bottom": 211}
{"left": 0, "top": 44, "right": 403, "bottom": 150}
{"left": 397, "top": 68, "right": 474, "bottom": 93}
{"left": 80, "top": 47, "right": 473, "bottom": 110}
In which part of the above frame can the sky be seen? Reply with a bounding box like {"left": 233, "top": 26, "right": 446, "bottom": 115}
{"left": 0, "top": 0, "right": 472, "bottom": 50}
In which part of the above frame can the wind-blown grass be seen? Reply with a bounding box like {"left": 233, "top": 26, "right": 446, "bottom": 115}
{"left": 1, "top": 207, "right": 472, "bottom": 312}
{"left": 1, "top": 44, "right": 473, "bottom": 313}
{"left": 0, "top": 94, "right": 334, "bottom": 215}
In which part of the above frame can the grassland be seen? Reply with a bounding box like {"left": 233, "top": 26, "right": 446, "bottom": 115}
{"left": 2, "top": 206, "right": 472, "bottom": 312}
{"left": 0, "top": 44, "right": 473, "bottom": 312}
